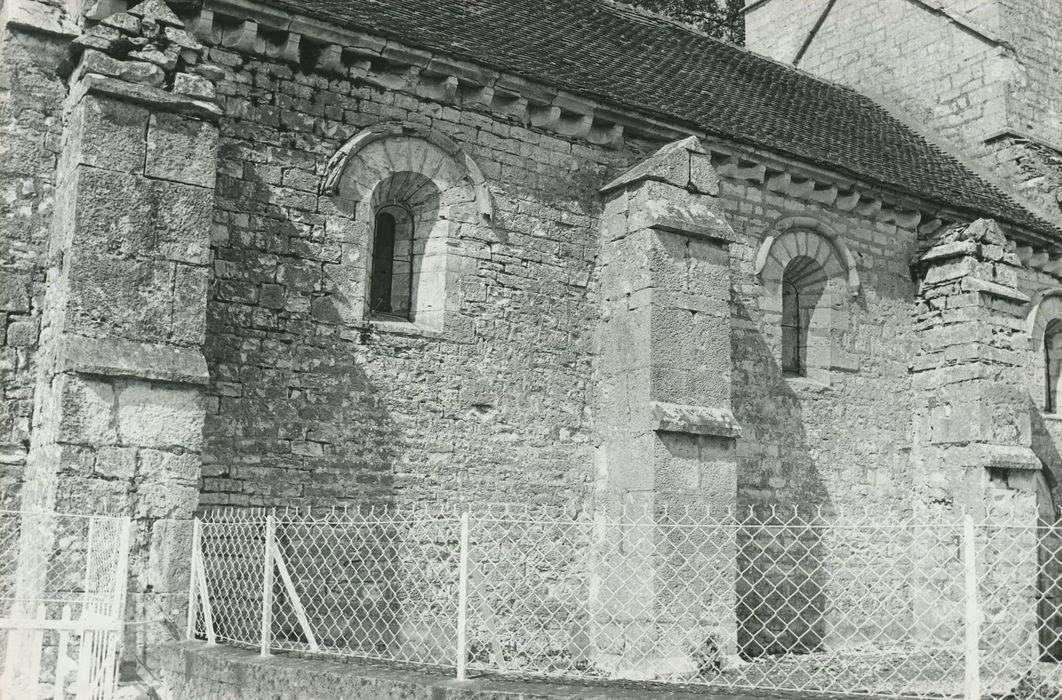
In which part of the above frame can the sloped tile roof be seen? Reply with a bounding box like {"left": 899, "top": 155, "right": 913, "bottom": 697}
{"left": 264, "top": 0, "right": 1061, "bottom": 240}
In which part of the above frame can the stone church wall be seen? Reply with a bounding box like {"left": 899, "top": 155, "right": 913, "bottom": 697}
{"left": 195, "top": 38, "right": 928, "bottom": 518}
{"left": 720, "top": 176, "right": 921, "bottom": 654}
{"left": 721, "top": 176, "right": 919, "bottom": 513}
{"left": 197, "top": 46, "right": 638, "bottom": 510}
{"left": 790, "top": 0, "right": 1012, "bottom": 153}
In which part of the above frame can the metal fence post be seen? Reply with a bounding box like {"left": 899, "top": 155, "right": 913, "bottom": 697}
{"left": 963, "top": 514, "right": 981, "bottom": 700}
{"left": 186, "top": 519, "right": 201, "bottom": 641}
{"left": 456, "top": 510, "right": 470, "bottom": 681}
{"left": 261, "top": 513, "right": 276, "bottom": 657}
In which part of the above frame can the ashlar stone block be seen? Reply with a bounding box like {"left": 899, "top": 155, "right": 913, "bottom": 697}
{"left": 116, "top": 381, "right": 205, "bottom": 451}
{"left": 145, "top": 112, "right": 219, "bottom": 188}
{"left": 171, "top": 264, "right": 210, "bottom": 345}
{"left": 64, "top": 251, "right": 176, "bottom": 343}
{"left": 0, "top": 277, "right": 31, "bottom": 312}
{"left": 56, "top": 374, "right": 119, "bottom": 446}
{"left": 65, "top": 95, "right": 148, "bottom": 173}
{"left": 67, "top": 167, "right": 212, "bottom": 264}
{"left": 146, "top": 519, "right": 194, "bottom": 595}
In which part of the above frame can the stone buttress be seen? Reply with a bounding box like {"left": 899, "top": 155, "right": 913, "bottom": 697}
{"left": 18, "top": 0, "right": 220, "bottom": 673}
{"left": 592, "top": 136, "right": 740, "bottom": 676}
{"left": 910, "top": 218, "right": 1040, "bottom": 675}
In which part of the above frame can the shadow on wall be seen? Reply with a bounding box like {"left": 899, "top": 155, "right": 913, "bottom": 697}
{"left": 200, "top": 159, "right": 416, "bottom": 656}
{"left": 731, "top": 298, "right": 834, "bottom": 658}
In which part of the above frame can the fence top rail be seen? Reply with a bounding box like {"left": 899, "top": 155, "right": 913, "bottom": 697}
{"left": 194, "top": 502, "right": 1027, "bottom": 528}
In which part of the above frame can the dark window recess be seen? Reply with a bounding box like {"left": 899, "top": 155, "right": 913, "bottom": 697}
{"left": 370, "top": 212, "right": 396, "bottom": 314}
{"left": 1047, "top": 320, "right": 1062, "bottom": 413}
{"left": 781, "top": 279, "right": 804, "bottom": 376}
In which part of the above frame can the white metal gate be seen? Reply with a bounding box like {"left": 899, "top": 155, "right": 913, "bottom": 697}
{"left": 0, "top": 510, "right": 131, "bottom": 700}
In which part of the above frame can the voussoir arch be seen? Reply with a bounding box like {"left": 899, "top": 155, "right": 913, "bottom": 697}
{"left": 754, "top": 216, "right": 861, "bottom": 297}
{"left": 1027, "top": 288, "right": 1062, "bottom": 350}
{"left": 321, "top": 121, "right": 493, "bottom": 222}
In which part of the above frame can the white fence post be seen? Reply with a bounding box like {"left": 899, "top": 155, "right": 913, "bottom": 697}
{"left": 261, "top": 513, "right": 276, "bottom": 658}
{"left": 963, "top": 514, "right": 981, "bottom": 700}
{"left": 456, "top": 510, "right": 470, "bottom": 681}
{"left": 186, "top": 519, "right": 201, "bottom": 641}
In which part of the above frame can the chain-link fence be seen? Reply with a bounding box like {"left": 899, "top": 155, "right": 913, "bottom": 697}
{"left": 190, "top": 504, "right": 1062, "bottom": 699}
{"left": 0, "top": 509, "right": 131, "bottom": 700}
{"left": 191, "top": 507, "right": 462, "bottom": 665}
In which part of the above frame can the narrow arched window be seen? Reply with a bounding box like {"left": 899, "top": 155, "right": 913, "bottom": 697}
{"left": 1046, "top": 320, "right": 1062, "bottom": 413}
{"left": 369, "top": 208, "right": 414, "bottom": 320}
{"left": 370, "top": 211, "right": 396, "bottom": 314}
{"left": 781, "top": 279, "right": 803, "bottom": 375}
{"left": 780, "top": 256, "right": 827, "bottom": 377}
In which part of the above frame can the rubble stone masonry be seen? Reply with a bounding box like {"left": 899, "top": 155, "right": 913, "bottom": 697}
{"left": 2, "top": 0, "right": 1061, "bottom": 681}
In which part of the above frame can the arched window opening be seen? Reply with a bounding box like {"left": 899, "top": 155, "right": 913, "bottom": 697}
{"left": 780, "top": 256, "right": 827, "bottom": 377}
{"left": 781, "top": 280, "right": 802, "bottom": 375}
{"left": 1045, "top": 319, "right": 1062, "bottom": 413}
{"left": 369, "top": 207, "right": 414, "bottom": 320}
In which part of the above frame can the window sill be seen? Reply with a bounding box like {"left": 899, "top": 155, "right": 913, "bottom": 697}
{"left": 1042, "top": 412, "right": 1062, "bottom": 423}
{"left": 367, "top": 317, "right": 445, "bottom": 339}
{"left": 784, "top": 374, "right": 831, "bottom": 392}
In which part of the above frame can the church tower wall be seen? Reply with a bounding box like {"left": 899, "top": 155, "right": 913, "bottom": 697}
{"left": 745, "top": 0, "right": 1062, "bottom": 225}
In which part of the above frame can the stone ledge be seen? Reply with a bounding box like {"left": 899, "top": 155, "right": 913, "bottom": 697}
{"left": 4, "top": 0, "right": 80, "bottom": 38}
{"left": 961, "top": 277, "right": 1031, "bottom": 304}
{"left": 70, "top": 72, "right": 222, "bottom": 122}
{"left": 627, "top": 199, "right": 736, "bottom": 244}
{"left": 649, "top": 402, "right": 741, "bottom": 439}
{"left": 950, "top": 444, "right": 1042, "bottom": 471}
{"left": 58, "top": 334, "right": 209, "bottom": 385}
{"left": 917, "top": 240, "right": 978, "bottom": 264}
{"left": 160, "top": 642, "right": 788, "bottom": 699}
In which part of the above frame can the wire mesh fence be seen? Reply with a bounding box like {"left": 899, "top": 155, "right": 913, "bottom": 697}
{"left": 191, "top": 504, "right": 1062, "bottom": 699}
{"left": 192, "top": 507, "right": 462, "bottom": 665}
{"left": 0, "top": 509, "right": 131, "bottom": 700}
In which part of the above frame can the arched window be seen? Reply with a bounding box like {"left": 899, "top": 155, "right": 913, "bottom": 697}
{"left": 755, "top": 218, "right": 858, "bottom": 385}
{"left": 1046, "top": 320, "right": 1062, "bottom": 414}
{"left": 1026, "top": 290, "right": 1062, "bottom": 414}
{"left": 369, "top": 208, "right": 414, "bottom": 320}
{"left": 321, "top": 124, "right": 493, "bottom": 334}
{"left": 780, "top": 256, "right": 827, "bottom": 377}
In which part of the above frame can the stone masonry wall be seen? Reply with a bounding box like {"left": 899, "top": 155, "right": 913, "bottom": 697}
{"left": 996, "top": 0, "right": 1062, "bottom": 147}
{"left": 722, "top": 176, "right": 919, "bottom": 513}
{"left": 720, "top": 174, "right": 921, "bottom": 655}
{"left": 792, "top": 0, "right": 1012, "bottom": 154}
{"left": 197, "top": 44, "right": 638, "bottom": 510}
{"left": 745, "top": 0, "right": 1062, "bottom": 225}
{"left": 196, "top": 35, "right": 928, "bottom": 519}
{"left": 0, "top": 22, "right": 68, "bottom": 507}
